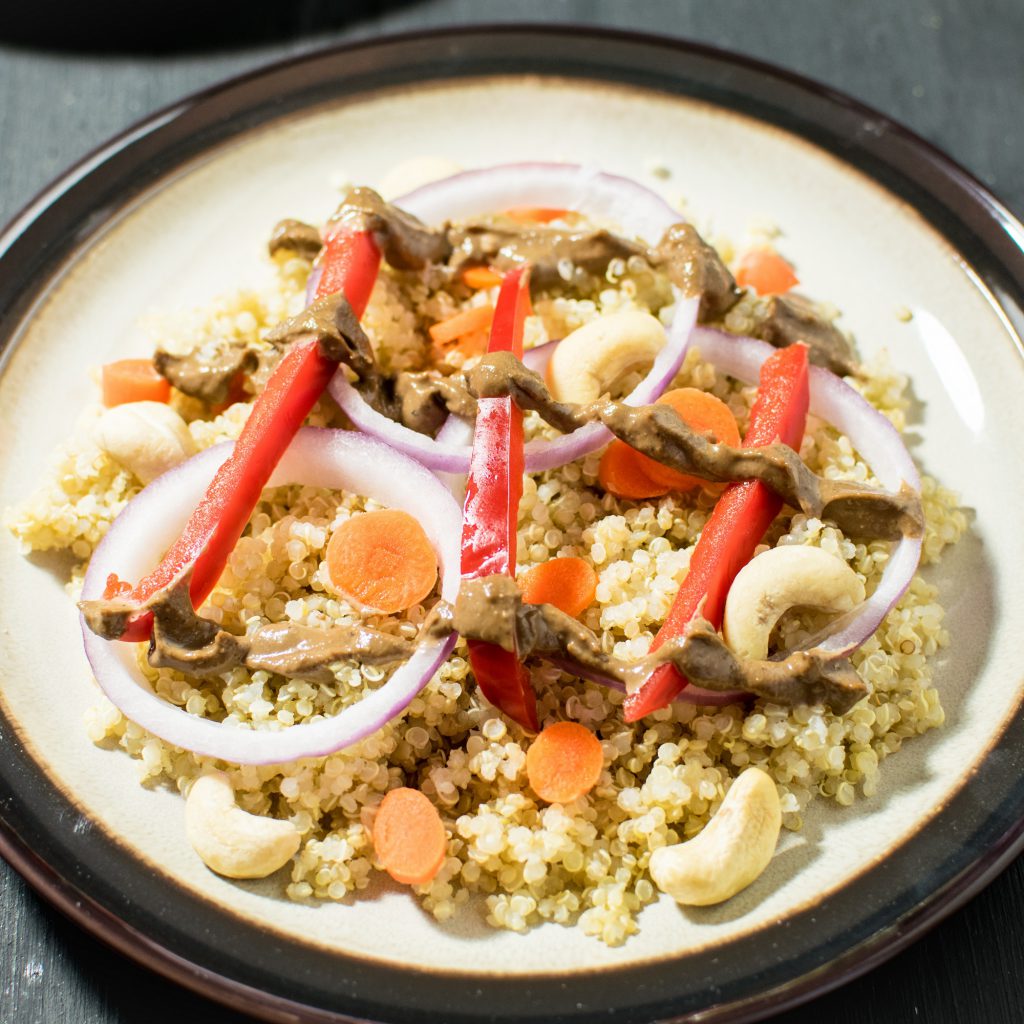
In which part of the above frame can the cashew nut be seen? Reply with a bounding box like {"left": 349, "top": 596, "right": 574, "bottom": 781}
{"left": 722, "top": 546, "right": 865, "bottom": 661}
{"left": 95, "top": 401, "right": 196, "bottom": 484}
{"left": 185, "top": 772, "right": 300, "bottom": 879}
{"left": 546, "top": 311, "right": 666, "bottom": 404}
{"left": 649, "top": 767, "right": 781, "bottom": 906}
{"left": 377, "top": 156, "right": 463, "bottom": 200}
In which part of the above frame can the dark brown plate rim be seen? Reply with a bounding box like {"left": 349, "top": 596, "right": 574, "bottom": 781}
{"left": 1, "top": 23, "right": 1024, "bottom": 1024}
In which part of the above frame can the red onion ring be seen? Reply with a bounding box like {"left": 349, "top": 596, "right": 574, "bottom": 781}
{"left": 397, "top": 161, "right": 682, "bottom": 242}
{"left": 690, "top": 327, "right": 923, "bottom": 656}
{"left": 304, "top": 263, "right": 323, "bottom": 306}
{"left": 329, "top": 162, "right": 699, "bottom": 473}
{"left": 80, "top": 429, "right": 462, "bottom": 765}
{"left": 431, "top": 412, "right": 474, "bottom": 503}
{"left": 330, "top": 296, "right": 698, "bottom": 473}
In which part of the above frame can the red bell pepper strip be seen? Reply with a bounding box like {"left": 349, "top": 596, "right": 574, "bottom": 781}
{"left": 460, "top": 266, "right": 539, "bottom": 732}
{"left": 622, "top": 343, "right": 810, "bottom": 721}
{"left": 107, "top": 225, "right": 382, "bottom": 642}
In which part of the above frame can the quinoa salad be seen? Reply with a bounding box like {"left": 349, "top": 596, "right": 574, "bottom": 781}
{"left": 5, "top": 162, "right": 966, "bottom": 946}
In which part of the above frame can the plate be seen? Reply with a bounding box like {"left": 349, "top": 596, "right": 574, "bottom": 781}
{"left": 2, "top": 26, "right": 1024, "bottom": 1024}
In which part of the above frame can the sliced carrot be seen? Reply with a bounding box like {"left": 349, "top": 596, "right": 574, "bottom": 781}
{"left": 430, "top": 328, "right": 491, "bottom": 365}
{"left": 637, "top": 388, "right": 741, "bottom": 491}
{"left": 101, "top": 359, "right": 171, "bottom": 407}
{"left": 598, "top": 440, "right": 671, "bottom": 500}
{"left": 735, "top": 246, "right": 799, "bottom": 296}
{"left": 526, "top": 722, "right": 604, "bottom": 804}
{"left": 461, "top": 266, "right": 504, "bottom": 290}
{"left": 503, "top": 207, "right": 571, "bottom": 224}
{"left": 428, "top": 304, "right": 494, "bottom": 347}
{"left": 429, "top": 304, "right": 495, "bottom": 363}
{"left": 373, "top": 788, "right": 448, "bottom": 885}
{"left": 519, "top": 557, "right": 598, "bottom": 618}
{"left": 325, "top": 509, "right": 438, "bottom": 614}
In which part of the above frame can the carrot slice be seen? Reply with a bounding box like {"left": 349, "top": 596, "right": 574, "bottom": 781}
{"left": 735, "top": 246, "right": 799, "bottom": 296}
{"left": 325, "top": 509, "right": 438, "bottom": 614}
{"left": 101, "top": 359, "right": 171, "bottom": 407}
{"left": 526, "top": 722, "right": 604, "bottom": 804}
{"left": 373, "top": 788, "right": 447, "bottom": 885}
{"left": 598, "top": 440, "right": 671, "bottom": 500}
{"left": 638, "top": 388, "right": 741, "bottom": 491}
{"left": 520, "top": 557, "right": 598, "bottom": 618}
{"left": 430, "top": 330, "right": 490, "bottom": 365}
{"left": 462, "top": 266, "right": 504, "bottom": 290}
{"left": 503, "top": 207, "right": 571, "bottom": 224}
{"left": 428, "top": 304, "right": 494, "bottom": 347}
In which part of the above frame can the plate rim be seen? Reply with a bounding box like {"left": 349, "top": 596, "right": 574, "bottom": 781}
{"left": 2, "top": 22, "right": 1024, "bottom": 1024}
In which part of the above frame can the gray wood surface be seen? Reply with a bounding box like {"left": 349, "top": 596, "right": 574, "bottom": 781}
{"left": 2, "top": 1, "right": 1023, "bottom": 1021}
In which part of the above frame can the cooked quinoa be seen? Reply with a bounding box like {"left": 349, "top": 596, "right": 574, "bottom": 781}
{"left": 6, "top": 224, "right": 966, "bottom": 948}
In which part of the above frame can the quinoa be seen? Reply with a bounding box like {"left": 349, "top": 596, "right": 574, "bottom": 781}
{"left": 7, "top": 223, "right": 967, "bottom": 948}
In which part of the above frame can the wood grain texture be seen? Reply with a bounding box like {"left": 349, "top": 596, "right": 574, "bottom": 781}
{"left": 2, "top": 1, "right": 1023, "bottom": 1022}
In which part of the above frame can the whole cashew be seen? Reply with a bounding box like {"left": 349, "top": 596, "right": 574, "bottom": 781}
{"left": 95, "top": 400, "right": 196, "bottom": 484}
{"left": 546, "top": 311, "right": 666, "bottom": 404}
{"left": 185, "top": 772, "right": 301, "bottom": 879}
{"left": 649, "top": 767, "right": 781, "bottom": 906}
{"left": 722, "top": 546, "right": 865, "bottom": 661}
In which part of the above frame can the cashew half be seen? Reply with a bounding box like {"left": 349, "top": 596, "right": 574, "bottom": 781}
{"left": 722, "top": 546, "right": 865, "bottom": 661}
{"left": 95, "top": 400, "right": 196, "bottom": 484}
{"left": 649, "top": 767, "right": 781, "bottom": 906}
{"left": 546, "top": 311, "right": 666, "bottom": 404}
{"left": 185, "top": 772, "right": 300, "bottom": 879}
{"left": 377, "top": 156, "right": 463, "bottom": 201}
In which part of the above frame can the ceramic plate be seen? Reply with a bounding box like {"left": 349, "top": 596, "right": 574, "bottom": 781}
{"left": 1, "top": 27, "right": 1024, "bottom": 1024}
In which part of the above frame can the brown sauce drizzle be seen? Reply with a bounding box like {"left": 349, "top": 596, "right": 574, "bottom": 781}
{"left": 332, "top": 187, "right": 452, "bottom": 271}
{"left": 266, "top": 292, "right": 475, "bottom": 436}
{"left": 80, "top": 573, "right": 864, "bottom": 715}
{"left": 80, "top": 573, "right": 413, "bottom": 686}
{"left": 428, "top": 576, "right": 865, "bottom": 716}
{"left": 649, "top": 222, "right": 741, "bottom": 322}
{"left": 465, "top": 352, "right": 922, "bottom": 541}
{"left": 756, "top": 294, "right": 858, "bottom": 377}
{"left": 392, "top": 371, "right": 478, "bottom": 436}
{"left": 447, "top": 221, "right": 647, "bottom": 291}
{"left": 269, "top": 190, "right": 855, "bottom": 374}
{"left": 268, "top": 219, "right": 323, "bottom": 260}
{"left": 262, "top": 286, "right": 916, "bottom": 540}
{"left": 81, "top": 192, "right": 899, "bottom": 714}
{"left": 154, "top": 343, "right": 258, "bottom": 404}
{"left": 264, "top": 293, "right": 379, "bottom": 383}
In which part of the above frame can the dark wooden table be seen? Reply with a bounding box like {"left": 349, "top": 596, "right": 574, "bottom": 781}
{"left": 2, "top": 1, "right": 1023, "bottom": 1021}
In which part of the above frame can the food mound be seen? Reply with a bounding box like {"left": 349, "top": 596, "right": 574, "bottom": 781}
{"left": 6, "top": 163, "right": 965, "bottom": 945}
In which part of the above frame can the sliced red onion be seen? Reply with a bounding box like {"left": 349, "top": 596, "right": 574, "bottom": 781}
{"left": 80, "top": 428, "right": 462, "bottom": 766}
{"left": 522, "top": 339, "right": 559, "bottom": 376}
{"left": 432, "top": 413, "right": 474, "bottom": 504}
{"left": 396, "top": 162, "right": 681, "bottom": 244}
{"left": 329, "top": 162, "right": 697, "bottom": 473}
{"left": 304, "top": 264, "right": 323, "bottom": 306}
{"left": 690, "top": 327, "right": 923, "bottom": 656}
{"left": 675, "top": 683, "right": 752, "bottom": 706}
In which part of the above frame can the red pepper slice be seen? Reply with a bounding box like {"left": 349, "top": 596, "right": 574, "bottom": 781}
{"left": 110, "top": 225, "right": 382, "bottom": 642}
{"left": 460, "top": 266, "right": 538, "bottom": 731}
{"left": 622, "top": 343, "right": 810, "bottom": 721}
